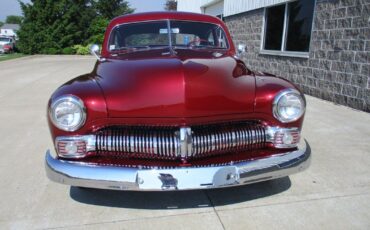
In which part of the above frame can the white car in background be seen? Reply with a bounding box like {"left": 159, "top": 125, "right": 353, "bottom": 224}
{"left": 0, "top": 36, "right": 16, "bottom": 54}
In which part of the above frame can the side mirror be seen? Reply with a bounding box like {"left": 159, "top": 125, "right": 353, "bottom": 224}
{"left": 90, "top": 44, "right": 104, "bottom": 61}
{"left": 237, "top": 44, "right": 246, "bottom": 56}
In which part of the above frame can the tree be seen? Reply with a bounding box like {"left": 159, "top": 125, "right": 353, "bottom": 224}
{"left": 87, "top": 17, "right": 109, "bottom": 44}
{"left": 17, "top": 0, "right": 133, "bottom": 54}
{"left": 94, "top": 0, "right": 134, "bottom": 19}
{"left": 87, "top": 0, "right": 133, "bottom": 44}
{"left": 5, "top": 15, "right": 23, "bottom": 24}
{"left": 17, "top": 0, "right": 95, "bottom": 54}
{"left": 165, "top": 0, "right": 177, "bottom": 11}
{"left": 0, "top": 21, "right": 4, "bottom": 28}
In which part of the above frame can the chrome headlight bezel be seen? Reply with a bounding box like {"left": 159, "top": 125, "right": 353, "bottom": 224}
{"left": 273, "top": 89, "right": 306, "bottom": 123}
{"left": 49, "top": 95, "right": 86, "bottom": 132}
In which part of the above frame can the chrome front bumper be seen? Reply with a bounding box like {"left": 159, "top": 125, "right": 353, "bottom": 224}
{"left": 45, "top": 140, "right": 311, "bottom": 191}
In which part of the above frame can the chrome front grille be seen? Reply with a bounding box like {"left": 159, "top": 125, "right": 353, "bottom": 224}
{"left": 95, "top": 121, "right": 266, "bottom": 160}
{"left": 96, "top": 126, "right": 179, "bottom": 160}
{"left": 191, "top": 123, "right": 266, "bottom": 157}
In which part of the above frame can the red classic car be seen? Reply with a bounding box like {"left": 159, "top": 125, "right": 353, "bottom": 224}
{"left": 45, "top": 12, "right": 310, "bottom": 191}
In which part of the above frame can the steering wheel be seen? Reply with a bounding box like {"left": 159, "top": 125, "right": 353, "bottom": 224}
{"left": 187, "top": 38, "right": 211, "bottom": 47}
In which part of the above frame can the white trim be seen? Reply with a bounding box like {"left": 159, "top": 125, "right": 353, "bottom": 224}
{"left": 224, "top": 0, "right": 290, "bottom": 17}
{"left": 259, "top": 50, "right": 309, "bottom": 58}
{"left": 260, "top": 7, "right": 267, "bottom": 51}
{"left": 201, "top": 0, "right": 223, "bottom": 8}
{"left": 281, "top": 3, "right": 289, "bottom": 51}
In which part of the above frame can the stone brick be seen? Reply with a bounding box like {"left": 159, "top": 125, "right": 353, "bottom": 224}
{"left": 363, "top": 3, "right": 370, "bottom": 15}
{"left": 361, "top": 64, "right": 370, "bottom": 75}
{"left": 337, "top": 18, "right": 352, "bottom": 28}
{"left": 315, "top": 11, "right": 331, "bottom": 20}
{"left": 329, "top": 30, "right": 343, "bottom": 39}
{"left": 325, "top": 19, "right": 338, "bottom": 29}
{"left": 342, "top": 84, "right": 359, "bottom": 96}
{"left": 358, "top": 28, "right": 370, "bottom": 40}
{"left": 349, "top": 40, "right": 365, "bottom": 51}
{"left": 331, "top": 61, "right": 346, "bottom": 72}
{"left": 346, "top": 97, "right": 364, "bottom": 110}
{"left": 313, "top": 19, "right": 324, "bottom": 30}
{"left": 340, "top": 51, "right": 355, "bottom": 62}
{"left": 320, "top": 90, "right": 334, "bottom": 101}
{"left": 327, "top": 51, "right": 341, "bottom": 60}
{"left": 313, "top": 69, "right": 325, "bottom": 79}
{"left": 310, "top": 41, "right": 322, "bottom": 51}
{"left": 334, "top": 40, "right": 349, "bottom": 50}
{"left": 366, "top": 41, "right": 370, "bottom": 51}
{"left": 337, "top": 72, "right": 352, "bottom": 84}
{"left": 307, "top": 77, "right": 318, "bottom": 87}
{"left": 316, "top": 2, "right": 328, "bottom": 11}
{"left": 319, "top": 59, "right": 332, "bottom": 70}
{"left": 314, "top": 50, "right": 326, "bottom": 59}
{"left": 324, "top": 71, "right": 337, "bottom": 82}
{"left": 347, "top": 5, "right": 362, "bottom": 17}
{"left": 333, "top": 82, "right": 343, "bottom": 93}
{"left": 332, "top": 8, "right": 347, "bottom": 18}
{"left": 340, "top": 0, "right": 361, "bottom": 6}
{"left": 309, "top": 88, "right": 321, "bottom": 98}
{"left": 345, "top": 63, "right": 361, "bottom": 74}
{"left": 309, "top": 59, "right": 320, "bottom": 68}
{"left": 355, "top": 52, "right": 370, "bottom": 63}
{"left": 352, "top": 17, "right": 368, "bottom": 27}
{"left": 314, "top": 31, "right": 330, "bottom": 40}
{"left": 351, "top": 75, "right": 368, "bottom": 87}
{"left": 357, "top": 88, "right": 370, "bottom": 99}
{"left": 334, "top": 93, "right": 347, "bottom": 104}
{"left": 343, "top": 29, "right": 360, "bottom": 39}
{"left": 322, "top": 40, "right": 335, "bottom": 50}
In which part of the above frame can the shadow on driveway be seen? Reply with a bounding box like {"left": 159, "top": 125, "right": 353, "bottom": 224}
{"left": 69, "top": 177, "right": 291, "bottom": 209}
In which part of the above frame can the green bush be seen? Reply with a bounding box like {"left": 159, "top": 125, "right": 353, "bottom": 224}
{"left": 41, "top": 47, "right": 59, "bottom": 54}
{"left": 73, "top": 44, "right": 90, "bottom": 55}
{"left": 62, "top": 47, "right": 75, "bottom": 55}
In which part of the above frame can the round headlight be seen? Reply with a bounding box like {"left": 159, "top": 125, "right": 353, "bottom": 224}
{"left": 273, "top": 89, "right": 305, "bottom": 123}
{"left": 49, "top": 95, "right": 86, "bottom": 131}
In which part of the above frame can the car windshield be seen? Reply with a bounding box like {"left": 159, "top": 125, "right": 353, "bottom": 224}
{"left": 0, "top": 37, "right": 10, "bottom": 42}
{"left": 108, "top": 20, "right": 229, "bottom": 52}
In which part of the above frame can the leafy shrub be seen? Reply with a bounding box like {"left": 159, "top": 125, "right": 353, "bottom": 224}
{"left": 62, "top": 47, "right": 75, "bottom": 55}
{"left": 73, "top": 44, "right": 90, "bottom": 55}
{"left": 41, "top": 47, "right": 59, "bottom": 54}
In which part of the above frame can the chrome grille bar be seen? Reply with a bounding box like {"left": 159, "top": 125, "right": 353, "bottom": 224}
{"left": 95, "top": 122, "right": 266, "bottom": 160}
{"left": 191, "top": 123, "right": 266, "bottom": 157}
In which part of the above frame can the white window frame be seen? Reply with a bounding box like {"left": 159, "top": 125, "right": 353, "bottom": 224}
{"left": 260, "top": 0, "right": 316, "bottom": 58}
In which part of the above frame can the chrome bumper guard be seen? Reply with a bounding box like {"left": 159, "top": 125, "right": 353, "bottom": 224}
{"left": 45, "top": 140, "right": 311, "bottom": 191}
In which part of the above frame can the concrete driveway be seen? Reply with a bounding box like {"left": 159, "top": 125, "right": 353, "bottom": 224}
{"left": 0, "top": 56, "right": 369, "bottom": 230}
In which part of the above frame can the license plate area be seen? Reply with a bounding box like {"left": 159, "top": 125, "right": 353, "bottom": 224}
{"left": 137, "top": 166, "right": 239, "bottom": 190}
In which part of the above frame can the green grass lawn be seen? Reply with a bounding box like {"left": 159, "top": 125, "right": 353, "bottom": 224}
{"left": 0, "top": 53, "right": 27, "bottom": 62}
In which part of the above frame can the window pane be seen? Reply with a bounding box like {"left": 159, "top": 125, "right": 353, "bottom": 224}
{"left": 286, "top": 0, "right": 315, "bottom": 52}
{"left": 264, "top": 4, "right": 285, "bottom": 50}
{"left": 170, "top": 21, "right": 229, "bottom": 49}
{"left": 109, "top": 21, "right": 168, "bottom": 50}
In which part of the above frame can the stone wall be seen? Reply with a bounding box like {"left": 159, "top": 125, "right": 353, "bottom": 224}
{"left": 225, "top": 0, "right": 370, "bottom": 112}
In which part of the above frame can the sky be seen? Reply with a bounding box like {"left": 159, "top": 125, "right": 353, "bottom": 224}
{"left": 0, "top": 0, "right": 167, "bottom": 22}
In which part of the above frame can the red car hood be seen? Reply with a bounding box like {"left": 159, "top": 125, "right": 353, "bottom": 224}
{"left": 95, "top": 50, "right": 256, "bottom": 118}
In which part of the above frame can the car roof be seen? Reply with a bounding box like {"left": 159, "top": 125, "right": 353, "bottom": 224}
{"left": 110, "top": 11, "right": 224, "bottom": 26}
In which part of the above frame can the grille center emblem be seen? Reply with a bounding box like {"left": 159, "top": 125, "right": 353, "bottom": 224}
{"left": 179, "top": 127, "right": 192, "bottom": 159}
